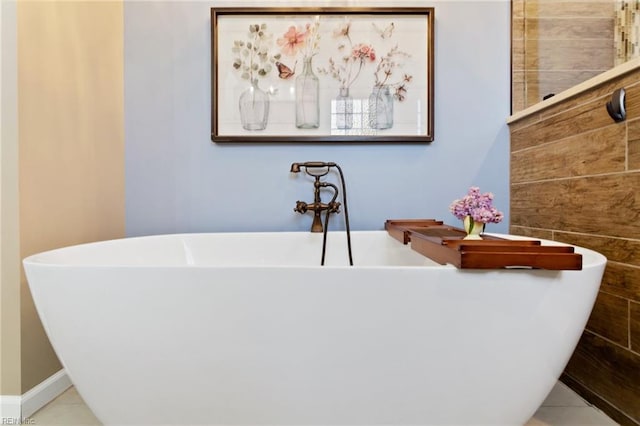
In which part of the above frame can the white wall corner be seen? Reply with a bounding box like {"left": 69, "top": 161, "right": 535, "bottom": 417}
{"left": 21, "top": 369, "right": 71, "bottom": 418}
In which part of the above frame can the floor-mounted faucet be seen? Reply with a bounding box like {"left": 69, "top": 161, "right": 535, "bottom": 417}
{"left": 290, "top": 162, "right": 353, "bottom": 266}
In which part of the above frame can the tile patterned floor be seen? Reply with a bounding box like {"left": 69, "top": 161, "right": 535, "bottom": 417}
{"left": 30, "top": 381, "right": 618, "bottom": 425}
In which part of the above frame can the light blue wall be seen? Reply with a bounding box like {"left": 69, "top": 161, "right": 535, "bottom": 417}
{"left": 125, "top": 1, "right": 511, "bottom": 236}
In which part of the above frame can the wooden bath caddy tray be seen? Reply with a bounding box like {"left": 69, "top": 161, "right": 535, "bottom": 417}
{"left": 385, "top": 219, "right": 582, "bottom": 270}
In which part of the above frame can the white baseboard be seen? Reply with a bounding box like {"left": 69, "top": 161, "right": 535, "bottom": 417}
{"left": 21, "top": 369, "right": 72, "bottom": 418}
{"left": 0, "top": 395, "right": 22, "bottom": 420}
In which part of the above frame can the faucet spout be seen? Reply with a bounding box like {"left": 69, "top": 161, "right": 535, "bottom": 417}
{"left": 311, "top": 212, "right": 324, "bottom": 233}
{"left": 294, "top": 201, "right": 329, "bottom": 233}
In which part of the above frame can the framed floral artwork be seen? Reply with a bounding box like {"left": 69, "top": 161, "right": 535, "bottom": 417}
{"left": 211, "top": 7, "right": 434, "bottom": 143}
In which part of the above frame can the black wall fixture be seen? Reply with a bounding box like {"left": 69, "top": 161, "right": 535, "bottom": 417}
{"left": 606, "top": 88, "right": 626, "bottom": 122}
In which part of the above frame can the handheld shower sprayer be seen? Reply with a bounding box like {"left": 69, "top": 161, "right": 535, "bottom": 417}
{"left": 290, "top": 162, "right": 337, "bottom": 174}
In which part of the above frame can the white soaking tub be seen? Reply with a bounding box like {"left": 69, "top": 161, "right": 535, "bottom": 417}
{"left": 23, "top": 231, "right": 606, "bottom": 426}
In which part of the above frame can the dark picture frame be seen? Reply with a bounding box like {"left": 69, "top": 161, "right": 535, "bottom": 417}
{"left": 211, "top": 7, "right": 434, "bottom": 143}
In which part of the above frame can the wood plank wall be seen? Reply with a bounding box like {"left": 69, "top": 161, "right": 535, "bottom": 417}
{"left": 509, "top": 67, "right": 640, "bottom": 426}
{"left": 512, "top": 0, "right": 615, "bottom": 112}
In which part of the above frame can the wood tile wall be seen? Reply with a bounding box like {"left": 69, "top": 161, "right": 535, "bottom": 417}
{"left": 512, "top": 0, "right": 615, "bottom": 112}
{"left": 509, "top": 67, "right": 640, "bottom": 426}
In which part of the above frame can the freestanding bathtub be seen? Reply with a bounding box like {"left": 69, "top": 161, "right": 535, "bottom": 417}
{"left": 23, "top": 231, "right": 606, "bottom": 426}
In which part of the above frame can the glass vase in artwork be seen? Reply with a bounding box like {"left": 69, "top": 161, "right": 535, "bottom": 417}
{"left": 239, "top": 80, "right": 270, "bottom": 131}
{"left": 335, "top": 87, "right": 353, "bottom": 130}
{"left": 295, "top": 56, "right": 320, "bottom": 129}
{"left": 368, "top": 85, "right": 394, "bottom": 130}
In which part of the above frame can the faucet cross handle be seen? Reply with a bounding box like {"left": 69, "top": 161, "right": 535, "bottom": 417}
{"left": 329, "top": 201, "right": 341, "bottom": 214}
{"left": 294, "top": 201, "right": 308, "bottom": 214}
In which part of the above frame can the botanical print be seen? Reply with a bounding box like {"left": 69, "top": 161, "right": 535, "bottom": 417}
{"left": 213, "top": 10, "right": 432, "bottom": 140}
{"left": 276, "top": 16, "right": 321, "bottom": 71}
{"left": 373, "top": 44, "right": 413, "bottom": 101}
{"left": 276, "top": 17, "right": 323, "bottom": 129}
{"left": 317, "top": 19, "right": 376, "bottom": 90}
{"left": 231, "top": 23, "right": 280, "bottom": 85}
{"left": 231, "top": 23, "right": 280, "bottom": 131}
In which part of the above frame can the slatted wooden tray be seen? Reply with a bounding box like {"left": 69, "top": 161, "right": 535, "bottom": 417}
{"left": 385, "top": 219, "right": 582, "bottom": 270}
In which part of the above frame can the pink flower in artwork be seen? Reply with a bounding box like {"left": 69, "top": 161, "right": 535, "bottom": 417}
{"left": 333, "top": 19, "right": 351, "bottom": 38}
{"left": 277, "top": 25, "right": 307, "bottom": 57}
{"left": 317, "top": 20, "right": 377, "bottom": 90}
{"left": 352, "top": 43, "right": 376, "bottom": 62}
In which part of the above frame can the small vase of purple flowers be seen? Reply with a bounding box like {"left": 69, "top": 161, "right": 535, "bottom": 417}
{"left": 449, "top": 186, "right": 504, "bottom": 240}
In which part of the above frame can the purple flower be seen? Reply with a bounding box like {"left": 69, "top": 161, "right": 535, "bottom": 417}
{"left": 449, "top": 186, "right": 504, "bottom": 224}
